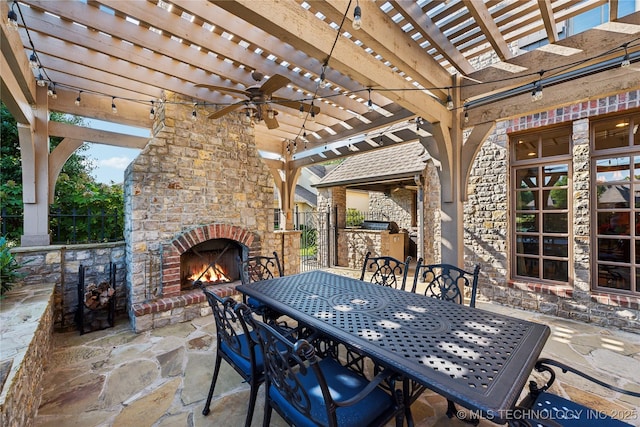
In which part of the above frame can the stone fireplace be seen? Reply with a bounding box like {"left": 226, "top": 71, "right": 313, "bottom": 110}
{"left": 123, "top": 92, "right": 278, "bottom": 332}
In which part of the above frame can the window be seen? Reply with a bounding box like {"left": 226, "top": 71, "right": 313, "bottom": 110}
{"left": 511, "top": 127, "right": 572, "bottom": 284}
{"left": 592, "top": 112, "right": 640, "bottom": 296}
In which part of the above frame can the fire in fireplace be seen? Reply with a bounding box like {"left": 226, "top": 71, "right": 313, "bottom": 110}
{"left": 180, "top": 238, "right": 243, "bottom": 289}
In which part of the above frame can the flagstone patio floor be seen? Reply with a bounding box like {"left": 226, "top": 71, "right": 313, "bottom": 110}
{"left": 34, "top": 268, "right": 640, "bottom": 427}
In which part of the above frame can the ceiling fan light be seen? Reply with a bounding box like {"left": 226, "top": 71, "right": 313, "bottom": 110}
{"left": 267, "top": 109, "right": 275, "bottom": 120}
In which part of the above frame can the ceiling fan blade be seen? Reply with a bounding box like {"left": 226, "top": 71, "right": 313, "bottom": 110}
{"left": 195, "top": 83, "right": 248, "bottom": 96}
{"left": 273, "top": 97, "right": 321, "bottom": 115}
{"left": 260, "top": 74, "right": 290, "bottom": 95}
{"left": 208, "top": 104, "right": 242, "bottom": 119}
{"left": 260, "top": 104, "right": 279, "bottom": 129}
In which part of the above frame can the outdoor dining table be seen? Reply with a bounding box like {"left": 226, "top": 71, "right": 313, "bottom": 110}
{"left": 236, "top": 270, "right": 550, "bottom": 426}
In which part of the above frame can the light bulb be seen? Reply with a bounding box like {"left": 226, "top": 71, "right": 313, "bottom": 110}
{"left": 111, "top": 98, "right": 118, "bottom": 114}
{"left": 267, "top": 109, "right": 275, "bottom": 119}
{"left": 29, "top": 52, "right": 38, "bottom": 70}
{"left": 352, "top": 5, "right": 362, "bottom": 30}
{"left": 621, "top": 54, "right": 631, "bottom": 68}
{"left": 7, "top": 9, "right": 18, "bottom": 30}
{"left": 446, "top": 95, "right": 454, "bottom": 110}
{"left": 75, "top": 93, "right": 81, "bottom": 106}
{"left": 298, "top": 104, "right": 305, "bottom": 119}
{"left": 191, "top": 109, "right": 197, "bottom": 121}
{"left": 531, "top": 83, "right": 543, "bottom": 102}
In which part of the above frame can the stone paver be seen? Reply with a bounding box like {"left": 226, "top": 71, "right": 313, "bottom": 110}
{"left": 33, "top": 270, "right": 640, "bottom": 427}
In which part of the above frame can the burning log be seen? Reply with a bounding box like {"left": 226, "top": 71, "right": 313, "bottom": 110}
{"left": 84, "top": 281, "right": 115, "bottom": 310}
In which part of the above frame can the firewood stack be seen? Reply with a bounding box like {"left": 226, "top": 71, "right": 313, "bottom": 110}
{"left": 84, "top": 281, "right": 115, "bottom": 310}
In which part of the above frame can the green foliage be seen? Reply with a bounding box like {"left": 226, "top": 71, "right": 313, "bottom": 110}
{"left": 299, "top": 224, "right": 317, "bottom": 249}
{"left": 0, "top": 236, "right": 26, "bottom": 296}
{"left": 1, "top": 102, "right": 125, "bottom": 244}
{"left": 346, "top": 208, "right": 365, "bottom": 227}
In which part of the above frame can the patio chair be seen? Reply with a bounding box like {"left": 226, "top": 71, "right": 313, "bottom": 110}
{"left": 243, "top": 312, "right": 406, "bottom": 427}
{"left": 409, "top": 260, "right": 481, "bottom": 424}
{"left": 237, "top": 252, "right": 284, "bottom": 322}
{"left": 197, "top": 285, "right": 263, "bottom": 427}
{"left": 516, "top": 358, "right": 640, "bottom": 426}
{"left": 360, "top": 251, "right": 413, "bottom": 291}
{"left": 410, "top": 260, "right": 481, "bottom": 307}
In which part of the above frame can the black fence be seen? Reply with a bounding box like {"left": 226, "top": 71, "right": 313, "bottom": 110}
{"left": 1, "top": 208, "right": 123, "bottom": 244}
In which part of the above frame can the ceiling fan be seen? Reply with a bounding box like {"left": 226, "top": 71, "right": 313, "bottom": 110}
{"left": 195, "top": 71, "right": 320, "bottom": 129}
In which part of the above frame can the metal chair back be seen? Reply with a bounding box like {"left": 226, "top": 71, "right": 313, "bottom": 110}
{"left": 360, "top": 251, "right": 412, "bottom": 291}
{"left": 244, "top": 313, "right": 405, "bottom": 427}
{"left": 198, "top": 286, "right": 263, "bottom": 427}
{"left": 411, "top": 260, "right": 480, "bottom": 307}
{"left": 237, "top": 251, "right": 283, "bottom": 285}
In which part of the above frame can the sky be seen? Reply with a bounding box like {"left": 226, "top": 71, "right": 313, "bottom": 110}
{"left": 82, "top": 119, "right": 146, "bottom": 184}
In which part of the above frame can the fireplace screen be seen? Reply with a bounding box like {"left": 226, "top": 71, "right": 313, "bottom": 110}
{"left": 180, "top": 238, "right": 243, "bottom": 289}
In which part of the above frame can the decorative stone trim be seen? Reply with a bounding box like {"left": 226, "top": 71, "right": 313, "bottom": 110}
{"left": 507, "top": 280, "right": 574, "bottom": 298}
{"left": 590, "top": 292, "right": 640, "bottom": 310}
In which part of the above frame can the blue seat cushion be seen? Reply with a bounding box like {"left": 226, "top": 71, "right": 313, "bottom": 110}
{"left": 530, "top": 392, "right": 633, "bottom": 426}
{"left": 269, "top": 357, "right": 395, "bottom": 427}
{"left": 219, "top": 331, "right": 263, "bottom": 377}
{"left": 247, "top": 296, "right": 266, "bottom": 311}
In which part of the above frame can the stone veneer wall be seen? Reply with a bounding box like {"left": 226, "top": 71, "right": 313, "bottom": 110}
{"left": 465, "top": 92, "right": 640, "bottom": 332}
{"left": 123, "top": 93, "right": 278, "bottom": 332}
{"left": 10, "top": 243, "right": 126, "bottom": 331}
{"left": 369, "top": 189, "right": 413, "bottom": 229}
{"left": 0, "top": 283, "right": 54, "bottom": 427}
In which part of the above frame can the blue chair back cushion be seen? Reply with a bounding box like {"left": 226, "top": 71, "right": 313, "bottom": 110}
{"left": 269, "top": 357, "right": 394, "bottom": 427}
{"left": 531, "top": 391, "right": 633, "bottom": 427}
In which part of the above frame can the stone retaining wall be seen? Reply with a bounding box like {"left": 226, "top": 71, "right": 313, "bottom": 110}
{"left": 0, "top": 283, "right": 55, "bottom": 427}
{"left": 10, "top": 243, "right": 126, "bottom": 332}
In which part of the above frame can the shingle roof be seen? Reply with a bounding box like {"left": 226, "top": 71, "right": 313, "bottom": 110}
{"left": 315, "top": 141, "right": 429, "bottom": 188}
{"left": 294, "top": 185, "right": 317, "bottom": 206}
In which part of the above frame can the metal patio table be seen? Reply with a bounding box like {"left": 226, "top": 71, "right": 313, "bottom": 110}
{"left": 237, "top": 270, "right": 550, "bottom": 425}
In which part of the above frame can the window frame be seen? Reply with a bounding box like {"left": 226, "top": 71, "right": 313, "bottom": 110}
{"left": 510, "top": 126, "right": 573, "bottom": 286}
{"left": 591, "top": 111, "right": 640, "bottom": 297}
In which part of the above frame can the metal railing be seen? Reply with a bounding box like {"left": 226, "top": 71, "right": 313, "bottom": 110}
{"left": 1, "top": 208, "right": 123, "bottom": 244}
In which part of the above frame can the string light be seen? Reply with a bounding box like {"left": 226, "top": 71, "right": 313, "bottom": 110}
{"left": 352, "top": 1, "right": 362, "bottom": 30}
{"left": 531, "top": 81, "right": 543, "bottom": 102}
{"left": 464, "top": 108, "right": 469, "bottom": 124}
{"left": 149, "top": 101, "right": 155, "bottom": 119}
{"left": 75, "top": 91, "right": 82, "bottom": 106}
{"left": 7, "top": 2, "right": 18, "bottom": 30}
{"left": 111, "top": 97, "right": 117, "bottom": 114}
{"left": 319, "top": 68, "right": 328, "bottom": 89}
{"left": 29, "top": 51, "right": 38, "bottom": 70}
{"left": 36, "top": 67, "right": 46, "bottom": 87}
{"left": 367, "top": 88, "right": 373, "bottom": 111}
{"left": 310, "top": 101, "right": 316, "bottom": 121}
{"left": 191, "top": 103, "right": 197, "bottom": 121}
{"left": 298, "top": 104, "right": 305, "bottom": 119}
{"left": 47, "top": 83, "right": 57, "bottom": 99}
{"left": 621, "top": 43, "right": 631, "bottom": 68}
{"left": 446, "top": 88, "right": 454, "bottom": 110}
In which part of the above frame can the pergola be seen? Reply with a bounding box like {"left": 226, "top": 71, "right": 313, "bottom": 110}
{"left": 2, "top": 0, "right": 640, "bottom": 264}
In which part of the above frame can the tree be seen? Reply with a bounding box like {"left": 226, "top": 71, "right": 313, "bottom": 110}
{"left": 1, "top": 102, "right": 124, "bottom": 244}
